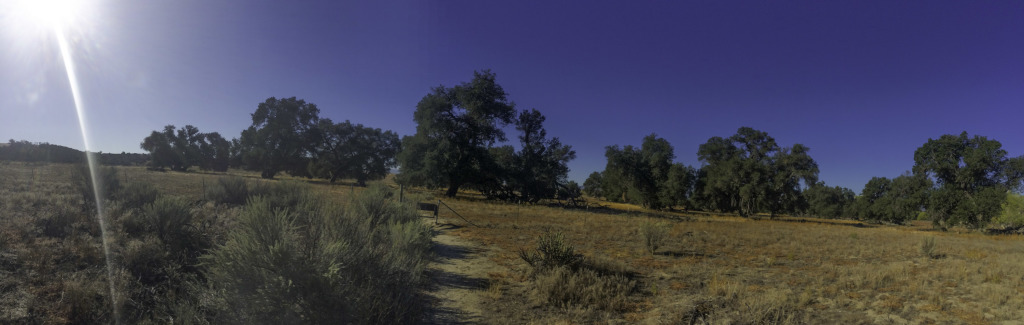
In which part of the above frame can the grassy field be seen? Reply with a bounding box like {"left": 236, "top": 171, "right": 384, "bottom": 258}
{"left": 427, "top": 192, "right": 1024, "bottom": 324}
{"left": 3, "top": 161, "right": 1023, "bottom": 324}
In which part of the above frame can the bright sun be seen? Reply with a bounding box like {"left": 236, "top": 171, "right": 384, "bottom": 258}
{"left": 11, "top": 0, "right": 91, "bottom": 30}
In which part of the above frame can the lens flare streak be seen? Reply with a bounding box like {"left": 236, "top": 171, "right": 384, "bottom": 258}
{"left": 56, "top": 27, "right": 122, "bottom": 324}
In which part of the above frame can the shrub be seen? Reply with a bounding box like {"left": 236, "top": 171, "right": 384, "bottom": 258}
{"left": 57, "top": 274, "right": 109, "bottom": 324}
{"left": 117, "top": 181, "right": 159, "bottom": 211}
{"left": 257, "top": 180, "right": 311, "bottom": 212}
{"left": 116, "top": 205, "right": 148, "bottom": 238}
{"left": 346, "top": 184, "right": 406, "bottom": 227}
{"left": 35, "top": 203, "right": 81, "bottom": 238}
{"left": 519, "top": 231, "right": 584, "bottom": 271}
{"left": 531, "top": 266, "right": 635, "bottom": 311}
{"left": 71, "top": 163, "right": 121, "bottom": 210}
{"left": 144, "top": 197, "right": 194, "bottom": 249}
{"left": 116, "top": 235, "right": 208, "bottom": 323}
{"left": 202, "top": 185, "right": 432, "bottom": 324}
{"left": 202, "top": 197, "right": 314, "bottom": 323}
{"left": 121, "top": 236, "right": 170, "bottom": 287}
{"left": 207, "top": 177, "right": 312, "bottom": 211}
{"left": 994, "top": 193, "right": 1024, "bottom": 227}
{"left": 639, "top": 219, "right": 669, "bottom": 255}
{"left": 921, "top": 237, "right": 940, "bottom": 259}
{"left": 519, "top": 232, "right": 638, "bottom": 312}
{"left": 206, "top": 176, "right": 251, "bottom": 206}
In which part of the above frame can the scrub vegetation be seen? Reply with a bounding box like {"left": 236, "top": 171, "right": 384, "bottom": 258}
{"left": 0, "top": 163, "right": 431, "bottom": 324}
{"left": 3, "top": 71, "right": 1024, "bottom": 323}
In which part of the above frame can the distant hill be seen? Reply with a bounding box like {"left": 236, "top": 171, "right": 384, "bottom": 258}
{"left": 0, "top": 140, "right": 149, "bottom": 166}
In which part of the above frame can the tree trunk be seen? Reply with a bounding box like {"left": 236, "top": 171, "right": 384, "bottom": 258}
{"left": 445, "top": 183, "right": 460, "bottom": 197}
{"left": 261, "top": 170, "right": 276, "bottom": 179}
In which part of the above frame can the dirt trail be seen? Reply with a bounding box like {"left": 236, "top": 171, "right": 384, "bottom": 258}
{"left": 423, "top": 224, "right": 504, "bottom": 324}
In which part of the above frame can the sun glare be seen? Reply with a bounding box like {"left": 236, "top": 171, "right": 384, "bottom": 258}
{"left": 11, "top": 0, "right": 91, "bottom": 31}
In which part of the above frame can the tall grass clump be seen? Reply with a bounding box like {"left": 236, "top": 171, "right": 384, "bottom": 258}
{"left": 202, "top": 184, "right": 432, "bottom": 324}
{"left": 639, "top": 219, "right": 669, "bottom": 255}
{"left": 257, "top": 180, "right": 312, "bottom": 211}
{"left": 206, "top": 176, "right": 252, "bottom": 206}
{"left": 207, "top": 176, "right": 312, "bottom": 211}
{"left": 117, "top": 181, "right": 159, "bottom": 211}
{"left": 519, "top": 231, "right": 637, "bottom": 312}
{"left": 144, "top": 197, "right": 204, "bottom": 257}
{"left": 519, "top": 232, "right": 584, "bottom": 270}
{"left": 113, "top": 196, "right": 212, "bottom": 323}
{"left": 71, "top": 163, "right": 121, "bottom": 210}
{"left": 921, "top": 236, "right": 940, "bottom": 259}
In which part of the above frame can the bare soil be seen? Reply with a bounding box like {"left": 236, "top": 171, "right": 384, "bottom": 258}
{"left": 423, "top": 223, "right": 506, "bottom": 324}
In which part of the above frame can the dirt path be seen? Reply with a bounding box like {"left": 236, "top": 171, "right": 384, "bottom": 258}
{"left": 423, "top": 224, "right": 504, "bottom": 324}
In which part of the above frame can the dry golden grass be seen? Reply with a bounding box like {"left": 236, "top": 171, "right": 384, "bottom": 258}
{"left": 6, "top": 162, "right": 1024, "bottom": 324}
{"left": 421, "top": 191, "right": 1024, "bottom": 324}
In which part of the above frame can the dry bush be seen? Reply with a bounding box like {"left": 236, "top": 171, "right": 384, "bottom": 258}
{"left": 638, "top": 219, "right": 669, "bottom": 255}
{"left": 56, "top": 274, "right": 110, "bottom": 324}
{"left": 519, "top": 231, "right": 638, "bottom": 312}
{"left": 921, "top": 236, "right": 938, "bottom": 258}
{"left": 205, "top": 176, "right": 252, "bottom": 206}
{"left": 34, "top": 202, "right": 82, "bottom": 238}
{"left": 71, "top": 163, "right": 121, "bottom": 210}
{"left": 531, "top": 266, "right": 636, "bottom": 311}
{"left": 117, "top": 181, "right": 159, "bottom": 210}
{"left": 519, "top": 232, "right": 584, "bottom": 270}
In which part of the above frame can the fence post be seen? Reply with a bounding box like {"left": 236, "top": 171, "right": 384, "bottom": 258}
{"left": 436, "top": 199, "right": 440, "bottom": 225}
{"left": 399, "top": 184, "right": 404, "bottom": 203}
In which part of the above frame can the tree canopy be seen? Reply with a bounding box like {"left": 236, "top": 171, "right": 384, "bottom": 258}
{"left": 852, "top": 174, "right": 931, "bottom": 224}
{"left": 593, "top": 134, "right": 695, "bottom": 210}
{"left": 140, "top": 125, "right": 229, "bottom": 172}
{"left": 913, "top": 132, "right": 1024, "bottom": 228}
{"left": 696, "top": 127, "right": 818, "bottom": 217}
{"left": 238, "top": 97, "right": 321, "bottom": 179}
{"left": 397, "top": 70, "right": 517, "bottom": 197}
{"left": 482, "top": 108, "right": 576, "bottom": 203}
{"left": 802, "top": 182, "right": 855, "bottom": 219}
{"left": 308, "top": 119, "right": 401, "bottom": 185}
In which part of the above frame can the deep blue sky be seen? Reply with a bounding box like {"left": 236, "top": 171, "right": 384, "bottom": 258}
{"left": 1, "top": 0, "right": 1021, "bottom": 191}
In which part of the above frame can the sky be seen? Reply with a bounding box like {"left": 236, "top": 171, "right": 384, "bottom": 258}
{"left": 1, "top": 0, "right": 1021, "bottom": 191}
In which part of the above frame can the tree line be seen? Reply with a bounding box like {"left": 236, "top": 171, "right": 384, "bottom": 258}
{"left": 135, "top": 69, "right": 1024, "bottom": 229}
{"left": 140, "top": 98, "right": 401, "bottom": 186}
{"left": 0, "top": 140, "right": 148, "bottom": 166}
{"left": 584, "top": 128, "right": 1024, "bottom": 229}
{"left": 139, "top": 70, "right": 577, "bottom": 204}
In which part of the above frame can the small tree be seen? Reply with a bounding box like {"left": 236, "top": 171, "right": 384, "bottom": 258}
{"left": 583, "top": 171, "right": 603, "bottom": 198}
